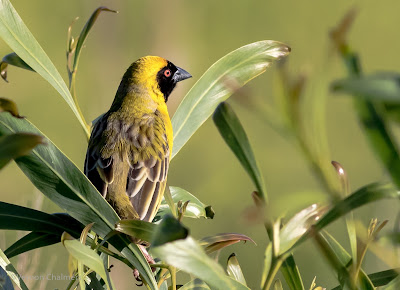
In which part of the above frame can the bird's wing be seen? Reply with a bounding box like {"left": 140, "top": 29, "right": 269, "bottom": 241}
{"left": 84, "top": 115, "right": 113, "bottom": 197}
{"left": 127, "top": 133, "right": 170, "bottom": 222}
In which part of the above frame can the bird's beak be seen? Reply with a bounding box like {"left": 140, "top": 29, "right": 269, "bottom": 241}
{"left": 173, "top": 67, "right": 192, "bottom": 82}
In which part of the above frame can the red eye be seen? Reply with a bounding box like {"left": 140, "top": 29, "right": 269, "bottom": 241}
{"left": 164, "top": 69, "right": 171, "bottom": 77}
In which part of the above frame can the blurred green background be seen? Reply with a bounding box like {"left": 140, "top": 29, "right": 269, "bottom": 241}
{"left": 1, "top": 0, "right": 399, "bottom": 289}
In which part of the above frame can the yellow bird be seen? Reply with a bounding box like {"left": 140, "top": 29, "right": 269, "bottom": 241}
{"left": 85, "top": 56, "right": 191, "bottom": 223}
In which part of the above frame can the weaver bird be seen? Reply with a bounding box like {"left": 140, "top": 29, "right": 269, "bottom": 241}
{"left": 85, "top": 56, "right": 191, "bottom": 223}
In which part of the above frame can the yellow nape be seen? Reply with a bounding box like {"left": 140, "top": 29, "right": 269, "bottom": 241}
{"left": 130, "top": 56, "right": 168, "bottom": 84}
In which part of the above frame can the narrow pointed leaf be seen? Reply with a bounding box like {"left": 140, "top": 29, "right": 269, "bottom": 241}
{"left": 332, "top": 73, "right": 400, "bottom": 102}
{"left": 227, "top": 253, "right": 247, "bottom": 286}
{"left": 0, "top": 133, "right": 44, "bottom": 169}
{"left": 280, "top": 256, "right": 305, "bottom": 290}
{"left": 151, "top": 237, "right": 250, "bottom": 290}
{"left": 200, "top": 233, "right": 255, "bottom": 254}
{"left": 62, "top": 237, "right": 111, "bottom": 290}
{"left": 155, "top": 186, "right": 214, "bottom": 221}
{"left": 0, "top": 0, "right": 88, "bottom": 134}
{"left": 0, "top": 52, "right": 33, "bottom": 82}
{"left": 294, "top": 183, "right": 400, "bottom": 248}
{"left": 0, "top": 247, "right": 28, "bottom": 290}
{"left": 0, "top": 203, "right": 83, "bottom": 236}
{"left": 72, "top": 7, "right": 117, "bottom": 72}
{"left": 383, "top": 275, "right": 400, "bottom": 290}
{"left": 5, "top": 232, "right": 60, "bottom": 259}
{"left": 213, "top": 102, "right": 267, "bottom": 200}
{"left": 368, "top": 269, "right": 399, "bottom": 287}
{"left": 0, "top": 112, "right": 157, "bottom": 289}
{"left": 172, "top": 40, "right": 290, "bottom": 158}
{"left": 320, "top": 231, "right": 374, "bottom": 289}
{"left": 279, "top": 204, "right": 328, "bottom": 254}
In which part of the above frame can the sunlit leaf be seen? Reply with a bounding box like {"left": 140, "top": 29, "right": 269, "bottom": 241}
{"left": 62, "top": 233, "right": 111, "bottom": 290}
{"left": 0, "top": 112, "right": 157, "bottom": 288}
{"left": 0, "top": 0, "right": 88, "bottom": 134}
{"left": 332, "top": 73, "right": 400, "bottom": 102}
{"left": 279, "top": 204, "right": 328, "bottom": 254}
{"left": 0, "top": 133, "right": 44, "bottom": 169}
{"left": 0, "top": 247, "right": 28, "bottom": 290}
{"left": 213, "top": 102, "right": 267, "bottom": 200}
{"left": 227, "top": 253, "right": 247, "bottom": 286}
{"left": 172, "top": 40, "right": 290, "bottom": 158}
{"left": 0, "top": 52, "right": 33, "bottom": 82}
{"left": 155, "top": 186, "right": 214, "bottom": 221}
{"left": 0, "top": 98, "right": 21, "bottom": 118}
{"left": 151, "top": 237, "right": 250, "bottom": 290}
{"left": 200, "top": 233, "right": 255, "bottom": 254}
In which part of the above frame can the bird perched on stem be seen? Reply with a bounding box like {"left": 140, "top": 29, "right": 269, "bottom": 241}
{"left": 85, "top": 56, "right": 191, "bottom": 224}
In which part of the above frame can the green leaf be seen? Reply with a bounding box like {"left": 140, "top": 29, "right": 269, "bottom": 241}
{"left": 116, "top": 215, "right": 188, "bottom": 247}
{"left": 279, "top": 204, "right": 328, "bottom": 254}
{"left": 151, "top": 237, "right": 250, "bottom": 290}
{"left": 155, "top": 186, "right": 214, "bottom": 221}
{"left": 332, "top": 73, "right": 400, "bottom": 102}
{"left": 294, "top": 183, "right": 400, "bottom": 249}
{"left": 5, "top": 232, "right": 60, "bottom": 259}
{"left": 200, "top": 233, "right": 255, "bottom": 254}
{"left": 336, "top": 52, "right": 400, "bottom": 190}
{"left": 172, "top": 40, "right": 290, "bottom": 159}
{"left": 179, "top": 278, "right": 211, "bottom": 290}
{"left": 213, "top": 102, "right": 267, "bottom": 201}
{"left": 72, "top": 7, "right": 117, "bottom": 73}
{"left": 115, "top": 219, "right": 157, "bottom": 243}
{"left": 0, "top": 133, "right": 43, "bottom": 169}
{"left": 151, "top": 215, "right": 189, "bottom": 247}
{"left": 0, "top": 0, "right": 88, "bottom": 134}
{"left": 280, "top": 256, "right": 305, "bottom": 290}
{"left": 0, "top": 203, "right": 83, "bottom": 236}
{"left": 369, "top": 269, "right": 399, "bottom": 288}
{"left": 0, "top": 246, "right": 28, "bottom": 290}
{"left": 0, "top": 112, "right": 157, "bottom": 289}
{"left": 0, "top": 52, "right": 33, "bottom": 82}
{"left": 383, "top": 275, "right": 400, "bottom": 290}
{"left": 320, "top": 231, "right": 374, "bottom": 289}
{"left": 62, "top": 235, "right": 111, "bottom": 290}
{"left": 227, "top": 253, "right": 247, "bottom": 286}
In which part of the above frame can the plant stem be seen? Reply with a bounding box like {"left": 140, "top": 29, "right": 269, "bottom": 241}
{"left": 70, "top": 70, "right": 90, "bottom": 140}
{"left": 262, "top": 257, "right": 284, "bottom": 290}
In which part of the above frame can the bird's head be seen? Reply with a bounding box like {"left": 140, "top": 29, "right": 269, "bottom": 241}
{"left": 122, "top": 56, "right": 192, "bottom": 103}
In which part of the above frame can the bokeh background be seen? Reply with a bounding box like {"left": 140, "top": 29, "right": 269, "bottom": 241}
{"left": 1, "top": 0, "right": 399, "bottom": 289}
